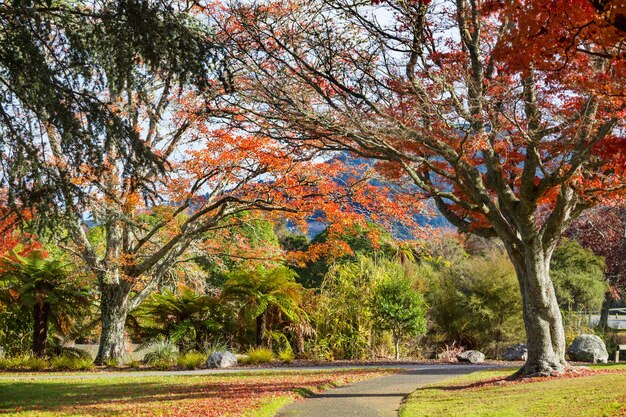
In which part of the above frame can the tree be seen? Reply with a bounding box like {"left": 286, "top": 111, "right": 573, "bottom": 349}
{"left": 216, "top": 0, "right": 626, "bottom": 375}
{"left": 0, "top": 1, "right": 228, "bottom": 363}
{"left": 35, "top": 48, "right": 398, "bottom": 364}
{"left": 222, "top": 265, "right": 306, "bottom": 347}
{"left": 371, "top": 274, "right": 426, "bottom": 360}
{"left": 550, "top": 240, "right": 607, "bottom": 312}
{"left": 0, "top": 250, "right": 91, "bottom": 356}
{"left": 589, "top": 1, "right": 626, "bottom": 32}
{"left": 0, "top": 0, "right": 218, "bottom": 220}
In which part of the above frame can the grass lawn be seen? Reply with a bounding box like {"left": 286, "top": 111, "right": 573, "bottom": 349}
{"left": 0, "top": 369, "right": 391, "bottom": 416}
{"left": 400, "top": 364, "right": 626, "bottom": 417}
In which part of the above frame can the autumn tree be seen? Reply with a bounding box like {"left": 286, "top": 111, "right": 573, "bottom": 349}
{"left": 215, "top": 0, "right": 626, "bottom": 375}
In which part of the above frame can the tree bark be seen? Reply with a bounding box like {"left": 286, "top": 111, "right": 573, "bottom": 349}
{"left": 598, "top": 289, "right": 613, "bottom": 330}
{"left": 393, "top": 330, "right": 400, "bottom": 361}
{"left": 95, "top": 283, "right": 130, "bottom": 364}
{"left": 32, "top": 297, "right": 49, "bottom": 357}
{"left": 510, "top": 246, "right": 569, "bottom": 376}
{"left": 256, "top": 313, "right": 267, "bottom": 347}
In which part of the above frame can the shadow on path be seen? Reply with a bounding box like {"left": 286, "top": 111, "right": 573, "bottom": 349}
{"left": 277, "top": 365, "right": 494, "bottom": 417}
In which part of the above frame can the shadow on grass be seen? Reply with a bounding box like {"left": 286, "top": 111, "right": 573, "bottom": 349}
{"left": 0, "top": 372, "right": 352, "bottom": 415}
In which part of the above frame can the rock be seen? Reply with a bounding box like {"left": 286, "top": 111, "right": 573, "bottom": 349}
{"left": 567, "top": 334, "right": 608, "bottom": 363}
{"left": 456, "top": 350, "right": 485, "bottom": 364}
{"left": 502, "top": 344, "right": 528, "bottom": 361}
{"left": 206, "top": 351, "right": 238, "bottom": 368}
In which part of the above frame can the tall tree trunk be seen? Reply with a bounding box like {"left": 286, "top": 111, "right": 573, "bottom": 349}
{"left": 295, "top": 329, "right": 305, "bottom": 355}
{"left": 256, "top": 313, "right": 266, "bottom": 347}
{"left": 598, "top": 289, "right": 613, "bottom": 330}
{"left": 393, "top": 330, "right": 400, "bottom": 361}
{"left": 510, "top": 245, "right": 569, "bottom": 376}
{"left": 32, "top": 297, "right": 49, "bottom": 357}
{"left": 95, "top": 283, "right": 130, "bottom": 365}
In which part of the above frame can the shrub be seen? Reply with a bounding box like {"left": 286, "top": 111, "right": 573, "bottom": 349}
{"left": 551, "top": 240, "right": 607, "bottom": 312}
{"left": 177, "top": 351, "right": 205, "bottom": 370}
{"left": 142, "top": 339, "right": 177, "bottom": 369}
{"left": 201, "top": 338, "right": 229, "bottom": 356}
{"left": 0, "top": 355, "right": 49, "bottom": 371}
{"left": 50, "top": 355, "right": 94, "bottom": 371}
{"left": 127, "top": 359, "right": 141, "bottom": 369}
{"left": 242, "top": 347, "right": 274, "bottom": 365}
{"left": 312, "top": 257, "right": 378, "bottom": 360}
{"left": 104, "top": 358, "right": 120, "bottom": 368}
{"left": 426, "top": 251, "right": 525, "bottom": 357}
{"left": 56, "top": 347, "right": 92, "bottom": 360}
{"left": 436, "top": 342, "right": 464, "bottom": 363}
{"left": 278, "top": 349, "right": 295, "bottom": 363}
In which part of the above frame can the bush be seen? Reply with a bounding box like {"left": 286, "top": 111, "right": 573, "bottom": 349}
{"left": 177, "top": 351, "right": 205, "bottom": 370}
{"left": 312, "top": 256, "right": 379, "bottom": 360}
{"left": 551, "top": 240, "right": 607, "bottom": 312}
{"left": 278, "top": 349, "right": 295, "bottom": 363}
{"left": 50, "top": 355, "right": 94, "bottom": 371}
{"left": 436, "top": 342, "right": 465, "bottom": 363}
{"left": 0, "top": 355, "right": 49, "bottom": 371}
{"left": 56, "top": 347, "right": 92, "bottom": 360}
{"left": 201, "top": 338, "right": 229, "bottom": 356}
{"left": 104, "top": 358, "right": 120, "bottom": 368}
{"left": 426, "top": 251, "right": 525, "bottom": 357}
{"left": 142, "top": 339, "right": 177, "bottom": 369}
{"left": 242, "top": 347, "right": 274, "bottom": 365}
{"left": 127, "top": 359, "right": 141, "bottom": 369}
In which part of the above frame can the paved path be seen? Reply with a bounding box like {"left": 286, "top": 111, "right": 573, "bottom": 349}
{"left": 0, "top": 363, "right": 497, "bottom": 380}
{"left": 277, "top": 364, "right": 491, "bottom": 417}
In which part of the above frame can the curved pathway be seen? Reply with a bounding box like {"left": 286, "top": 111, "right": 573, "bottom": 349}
{"left": 277, "top": 364, "right": 494, "bottom": 417}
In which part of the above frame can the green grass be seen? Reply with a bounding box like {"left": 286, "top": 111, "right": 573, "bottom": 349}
{"left": 400, "top": 364, "right": 626, "bottom": 417}
{"left": 242, "top": 396, "right": 295, "bottom": 417}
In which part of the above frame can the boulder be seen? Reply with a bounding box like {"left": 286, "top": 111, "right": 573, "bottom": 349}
{"left": 456, "top": 350, "right": 485, "bottom": 364}
{"left": 502, "top": 344, "right": 528, "bottom": 361}
{"left": 206, "top": 351, "right": 238, "bottom": 368}
{"left": 567, "top": 334, "right": 608, "bottom": 363}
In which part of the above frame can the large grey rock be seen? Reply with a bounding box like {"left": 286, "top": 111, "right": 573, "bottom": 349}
{"left": 503, "top": 344, "right": 528, "bottom": 361}
{"left": 206, "top": 351, "right": 238, "bottom": 368}
{"left": 456, "top": 350, "right": 485, "bottom": 364}
{"left": 567, "top": 334, "right": 608, "bottom": 363}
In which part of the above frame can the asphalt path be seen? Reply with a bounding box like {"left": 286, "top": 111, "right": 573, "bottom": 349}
{"left": 276, "top": 364, "right": 496, "bottom": 417}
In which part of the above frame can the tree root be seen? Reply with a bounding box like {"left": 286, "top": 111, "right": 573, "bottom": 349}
{"left": 507, "top": 361, "right": 580, "bottom": 380}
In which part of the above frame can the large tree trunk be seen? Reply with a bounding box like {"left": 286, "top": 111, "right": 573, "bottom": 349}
{"left": 393, "top": 330, "right": 400, "bottom": 361}
{"left": 510, "top": 245, "right": 569, "bottom": 376}
{"left": 598, "top": 289, "right": 613, "bottom": 330}
{"left": 95, "top": 283, "right": 130, "bottom": 365}
{"left": 256, "top": 313, "right": 267, "bottom": 347}
{"left": 32, "top": 297, "right": 49, "bottom": 357}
